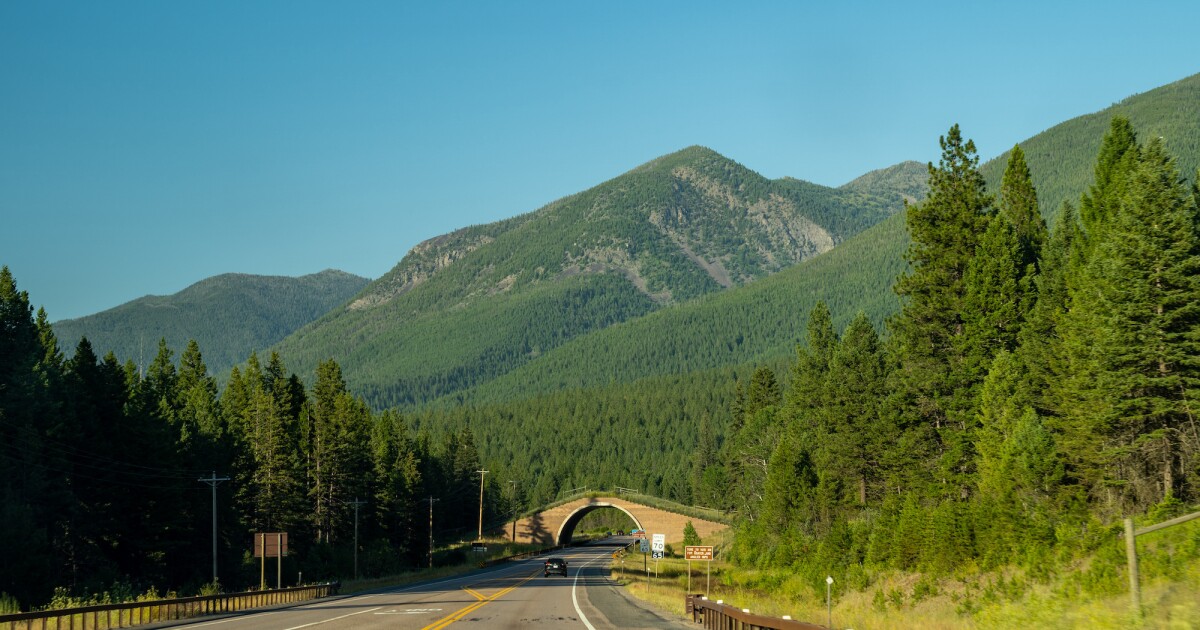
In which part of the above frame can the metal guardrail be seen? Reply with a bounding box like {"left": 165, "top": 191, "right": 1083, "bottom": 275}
{"left": 0, "top": 583, "right": 338, "bottom": 630}
{"left": 686, "top": 594, "right": 826, "bottom": 630}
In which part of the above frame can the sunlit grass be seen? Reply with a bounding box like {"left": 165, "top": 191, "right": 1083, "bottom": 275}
{"left": 611, "top": 535, "right": 1200, "bottom": 630}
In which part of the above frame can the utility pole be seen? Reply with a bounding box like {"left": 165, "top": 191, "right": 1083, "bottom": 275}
{"left": 198, "top": 472, "right": 229, "bottom": 585}
{"left": 349, "top": 498, "right": 366, "bottom": 580}
{"left": 507, "top": 480, "right": 518, "bottom": 542}
{"left": 476, "top": 469, "right": 489, "bottom": 540}
{"left": 426, "top": 496, "right": 439, "bottom": 568}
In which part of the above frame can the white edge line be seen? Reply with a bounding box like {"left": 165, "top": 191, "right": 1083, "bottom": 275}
{"left": 571, "top": 555, "right": 601, "bottom": 630}
{"left": 180, "top": 614, "right": 271, "bottom": 628}
{"left": 281, "top": 606, "right": 382, "bottom": 630}
{"left": 180, "top": 556, "right": 546, "bottom": 628}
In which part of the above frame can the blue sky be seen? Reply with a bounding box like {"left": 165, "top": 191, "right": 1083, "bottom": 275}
{"left": 3, "top": 1, "right": 1198, "bottom": 321}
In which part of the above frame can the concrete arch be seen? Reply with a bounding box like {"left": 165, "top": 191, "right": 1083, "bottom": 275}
{"left": 506, "top": 495, "right": 728, "bottom": 547}
{"left": 554, "top": 501, "right": 643, "bottom": 545}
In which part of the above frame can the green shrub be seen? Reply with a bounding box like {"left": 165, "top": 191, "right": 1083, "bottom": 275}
{"left": 0, "top": 592, "right": 20, "bottom": 614}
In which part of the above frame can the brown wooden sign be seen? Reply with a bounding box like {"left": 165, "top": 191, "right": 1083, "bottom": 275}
{"left": 684, "top": 545, "right": 714, "bottom": 560}
{"left": 253, "top": 532, "right": 288, "bottom": 558}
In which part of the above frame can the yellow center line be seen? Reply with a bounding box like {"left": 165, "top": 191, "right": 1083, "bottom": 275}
{"left": 462, "top": 587, "right": 487, "bottom": 601}
{"left": 421, "top": 570, "right": 541, "bottom": 630}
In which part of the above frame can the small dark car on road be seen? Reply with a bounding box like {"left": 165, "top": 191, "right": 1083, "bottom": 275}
{"left": 544, "top": 557, "right": 568, "bottom": 577}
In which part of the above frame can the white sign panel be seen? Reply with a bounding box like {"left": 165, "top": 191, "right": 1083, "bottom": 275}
{"left": 651, "top": 533, "right": 665, "bottom": 552}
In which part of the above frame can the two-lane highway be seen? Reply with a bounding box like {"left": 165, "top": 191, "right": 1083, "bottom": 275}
{"left": 169, "top": 540, "right": 691, "bottom": 630}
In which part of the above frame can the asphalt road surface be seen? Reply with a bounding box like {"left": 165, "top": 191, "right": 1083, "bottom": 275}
{"left": 166, "top": 539, "right": 693, "bottom": 630}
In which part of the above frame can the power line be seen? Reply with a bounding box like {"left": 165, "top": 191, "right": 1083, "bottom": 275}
{"left": 0, "top": 448, "right": 207, "bottom": 491}
{"left": 348, "top": 498, "right": 366, "bottom": 580}
{"left": 198, "top": 472, "right": 230, "bottom": 584}
{"left": 426, "top": 496, "right": 439, "bottom": 569}
{"left": 476, "top": 470, "right": 489, "bottom": 541}
{"left": 0, "top": 416, "right": 215, "bottom": 478}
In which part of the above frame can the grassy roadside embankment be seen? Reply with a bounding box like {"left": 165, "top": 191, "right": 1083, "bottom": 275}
{"left": 611, "top": 523, "right": 1200, "bottom": 629}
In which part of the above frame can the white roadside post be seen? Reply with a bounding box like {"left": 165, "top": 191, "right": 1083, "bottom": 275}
{"left": 826, "top": 576, "right": 834, "bottom": 628}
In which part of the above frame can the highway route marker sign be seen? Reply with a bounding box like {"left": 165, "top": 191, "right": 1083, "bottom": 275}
{"left": 639, "top": 539, "right": 650, "bottom": 553}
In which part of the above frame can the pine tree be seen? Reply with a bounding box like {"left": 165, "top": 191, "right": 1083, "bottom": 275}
{"left": 760, "top": 430, "right": 817, "bottom": 535}
{"left": 690, "top": 415, "right": 719, "bottom": 506}
{"left": 745, "top": 366, "right": 781, "bottom": 418}
{"left": 232, "top": 352, "right": 307, "bottom": 535}
{"left": 998, "top": 145, "right": 1047, "bottom": 271}
{"left": 827, "top": 313, "right": 889, "bottom": 506}
{"left": 960, "top": 216, "right": 1024, "bottom": 387}
{"left": 1057, "top": 132, "right": 1200, "bottom": 513}
{"left": 306, "top": 359, "right": 372, "bottom": 544}
{"left": 177, "top": 340, "right": 225, "bottom": 447}
{"left": 371, "top": 410, "right": 422, "bottom": 561}
{"left": 1018, "top": 201, "right": 1081, "bottom": 417}
{"left": 890, "top": 124, "right": 994, "bottom": 498}
{"left": 683, "top": 520, "right": 702, "bottom": 547}
{"left": 957, "top": 146, "right": 1046, "bottom": 410}
{"left": 0, "top": 267, "right": 48, "bottom": 501}
{"left": 788, "top": 302, "right": 836, "bottom": 424}
{"left": 1079, "top": 116, "right": 1139, "bottom": 241}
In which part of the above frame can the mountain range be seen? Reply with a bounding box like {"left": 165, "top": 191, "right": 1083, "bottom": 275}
{"left": 52, "top": 270, "right": 369, "bottom": 374}
{"left": 54, "top": 72, "right": 1200, "bottom": 422}
{"left": 271, "top": 146, "right": 917, "bottom": 407}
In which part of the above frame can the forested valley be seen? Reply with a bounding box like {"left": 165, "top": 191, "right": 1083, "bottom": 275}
{"left": 4, "top": 104, "right": 1200, "bottom": 618}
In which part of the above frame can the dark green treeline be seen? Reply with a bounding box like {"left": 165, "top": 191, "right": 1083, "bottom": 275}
{"left": 0, "top": 284, "right": 512, "bottom": 610}
{"left": 711, "top": 118, "right": 1200, "bottom": 589}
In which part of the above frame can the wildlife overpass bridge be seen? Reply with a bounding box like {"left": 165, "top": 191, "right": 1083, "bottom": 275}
{"left": 507, "top": 494, "right": 728, "bottom": 546}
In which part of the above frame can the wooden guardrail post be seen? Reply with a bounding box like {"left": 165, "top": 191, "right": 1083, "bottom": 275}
{"left": 1123, "top": 518, "right": 1140, "bottom": 621}
{"left": 1123, "top": 509, "right": 1200, "bottom": 622}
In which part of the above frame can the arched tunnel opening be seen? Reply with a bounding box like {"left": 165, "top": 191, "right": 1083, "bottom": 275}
{"left": 556, "top": 503, "right": 641, "bottom": 545}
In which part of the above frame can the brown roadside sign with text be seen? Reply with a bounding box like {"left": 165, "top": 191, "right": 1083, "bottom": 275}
{"left": 684, "top": 545, "right": 713, "bottom": 560}
{"left": 253, "top": 532, "right": 288, "bottom": 558}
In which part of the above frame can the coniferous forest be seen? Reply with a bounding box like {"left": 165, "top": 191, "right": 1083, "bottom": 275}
{"left": 4, "top": 115, "right": 1200, "bottom": 615}
{"left": 0, "top": 297, "right": 514, "bottom": 608}
{"left": 711, "top": 118, "right": 1200, "bottom": 593}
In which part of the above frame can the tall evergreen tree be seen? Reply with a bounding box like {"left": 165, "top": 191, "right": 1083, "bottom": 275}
{"left": 1057, "top": 132, "right": 1200, "bottom": 513}
{"left": 827, "top": 313, "right": 890, "bottom": 506}
{"left": 890, "top": 124, "right": 994, "bottom": 498}
{"left": 690, "top": 415, "right": 719, "bottom": 506}
{"left": 306, "top": 359, "right": 372, "bottom": 544}
{"left": 371, "top": 410, "right": 421, "bottom": 562}
{"left": 1018, "top": 202, "right": 1081, "bottom": 417}
{"left": 1079, "top": 116, "right": 1139, "bottom": 241}
{"left": 998, "top": 145, "right": 1048, "bottom": 271}
{"left": 724, "top": 366, "right": 783, "bottom": 520}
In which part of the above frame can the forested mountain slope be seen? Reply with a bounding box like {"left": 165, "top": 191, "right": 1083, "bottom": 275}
{"left": 275, "top": 146, "right": 908, "bottom": 407}
{"left": 52, "top": 270, "right": 369, "bottom": 375}
{"left": 442, "top": 210, "right": 911, "bottom": 406}
{"left": 839, "top": 160, "right": 928, "bottom": 202}
{"left": 443, "top": 72, "right": 1200, "bottom": 408}
{"left": 980, "top": 71, "right": 1200, "bottom": 222}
